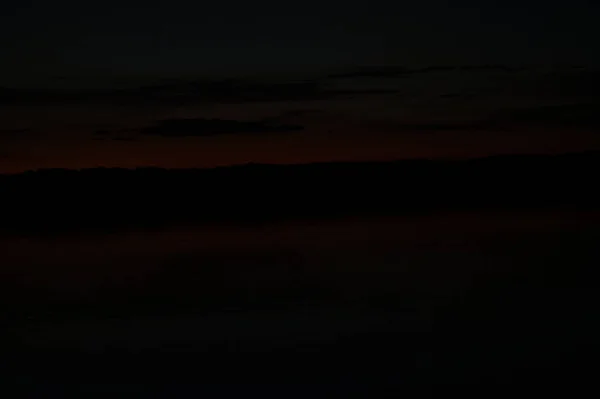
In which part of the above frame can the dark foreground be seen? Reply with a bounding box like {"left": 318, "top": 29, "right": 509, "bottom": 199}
{"left": 1, "top": 210, "right": 599, "bottom": 396}
{"left": 2, "top": 151, "right": 599, "bottom": 235}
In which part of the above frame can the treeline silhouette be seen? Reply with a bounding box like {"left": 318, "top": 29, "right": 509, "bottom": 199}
{"left": 1, "top": 151, "right": 599, "bottom": 235}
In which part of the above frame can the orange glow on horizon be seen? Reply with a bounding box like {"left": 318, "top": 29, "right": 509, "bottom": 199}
{"left": 1, "top": 127, "right": 599, "bottom": 174}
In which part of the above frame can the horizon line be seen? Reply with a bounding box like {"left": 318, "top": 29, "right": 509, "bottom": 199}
{"left": 2, "top": 149, "right": 599, "bottom": 177}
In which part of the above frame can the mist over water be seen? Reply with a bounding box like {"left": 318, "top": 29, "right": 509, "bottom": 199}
{"left": 2, "top": 209, "right": 599, "bottom": 391}
{"left": 2, "top": 209, "right": 596, "bottom": 313}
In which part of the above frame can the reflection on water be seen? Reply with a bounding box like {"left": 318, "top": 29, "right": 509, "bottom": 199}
{"left": 1, "top": 209, "right": 597, "bottom": 307}
{"left": 2, "top": 209, "right": 599, "bottom": 391}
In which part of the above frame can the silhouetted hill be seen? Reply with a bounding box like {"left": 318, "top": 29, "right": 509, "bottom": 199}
{"left": 1, "top": 151, "right": 599, "bottom": 235}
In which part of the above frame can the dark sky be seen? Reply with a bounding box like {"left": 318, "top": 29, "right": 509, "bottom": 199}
{"left": 2, "top": 0, "right": 599, "bottom": 83}
{"left": 1, "top": 0, "right": 599, "bottom": 172}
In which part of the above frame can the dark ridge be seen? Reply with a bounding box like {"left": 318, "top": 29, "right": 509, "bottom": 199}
{"left": 1, "top": 151, "right": 599, "bottom": 235}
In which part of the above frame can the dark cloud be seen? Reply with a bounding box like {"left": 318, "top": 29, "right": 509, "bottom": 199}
{"left": 396, "top": 123, "right": 487, "bottom": 132}
{"left": 117, "top": 79, "right": 324, "bottom": 104}
{"left": 0, "top": 128, "right": 37, "bottom": 144}
{"left": 1, "top": 78, "right": 392, "bottom": 106}
{"left": 524, "top": 70, "right": 600, "bottom": 99}
{"left": 490, "top": 103, "right": 600, "bottom": 129}
{"left": 112, "top": 80, "right": 401, "bottom": 104}
{"left": 260, "top": 109, "right": 324, "bottom": 124}
{"left": 3, "top": 64, "right": 522, "bottom": 106}
{"left": 94, "top": 127, "right": 139, "bottom": 138}
{"left": 370, "top": 102, "right": 600, "bottom": 134}
{"left": 275, "top": 109, "right": 323, "bottom": 118}
{"left": 0, "top": 128, "right": 32, "bottom": 137}
{"left": 326, "top": 64, "right": 524, "bottom": 79}
{"left": 139, "top": 118, "right": 304, "bottom": 138}
{"left": 369, "top": 121, "right": 491, "bottom": 134}
{"left": 457, "top": 65, "right": 525, "bottom": 72}
{"left": 439, "top": 93, "right": 464, "bottom": 99}
{"left": 2, "top": 66, "right": 597, "bottom": 110}
{"left": 0, "top": 86, "right": 87, "bottom": 105}
{"left": 326, "top": 89, "right": 401, "bottom": 96}
{"left": 326, "top": 66, "right": 414, "bottom": 79}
